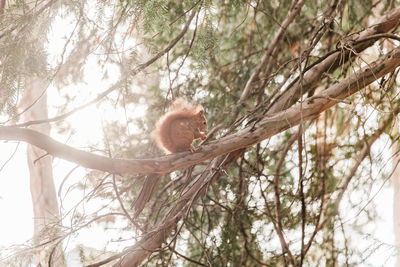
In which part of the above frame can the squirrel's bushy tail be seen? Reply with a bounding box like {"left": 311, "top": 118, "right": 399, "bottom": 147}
{"left": 153, "top": 98, "right": 202, "bottom": 153}
{"left": 170, "top": 97, "right": 194, "bottom": 111}
{"left": 153, "top": 112, "right": 174, "bottom": 153}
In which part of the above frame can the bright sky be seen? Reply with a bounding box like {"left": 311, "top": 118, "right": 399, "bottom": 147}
{"left": 0, "top": 142, "right": 32, "bottom": 246}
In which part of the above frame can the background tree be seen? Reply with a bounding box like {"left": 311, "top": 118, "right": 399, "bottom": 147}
{"left": 1, "top": 1, "right": 63, "bottom": 265}
{"left": 1, "top": 0, "right": 400, "bottom": 266}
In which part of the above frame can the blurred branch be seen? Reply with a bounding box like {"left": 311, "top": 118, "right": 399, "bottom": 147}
{"left": 272, "top": 131, "right": 299, "bottom": 266}
{"left": 0, "top": 0, "right": 59, "bottom": 40}
{"left": 239, "top": 0, "right": 306, "bottom": 102}
{"left": 112, "top": 174, "right": 144, "bottom": 231}
{"left": 0, "top": 0, "right": 5, "bottom": 18}
{"left": 302, "top": 101, "right": 400, "bottom": 255}
{"left": 134, "top": 3, "right": 199, "bottom": 74}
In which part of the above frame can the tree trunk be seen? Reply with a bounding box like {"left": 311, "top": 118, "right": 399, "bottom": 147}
{"left": 20, "top": 78, "right": 65, "bottom": 266}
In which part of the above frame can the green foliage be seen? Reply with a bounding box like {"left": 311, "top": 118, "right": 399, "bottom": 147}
{"left": 191, "top": 19, "right": 218, "bottom": 67}
{"left": 0, "top": 16, "right": 49, "bottom": 116}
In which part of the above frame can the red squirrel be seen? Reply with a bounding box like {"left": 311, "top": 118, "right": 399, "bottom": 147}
{"left": 153, "top": 98, "right": 207, "bottom": 154}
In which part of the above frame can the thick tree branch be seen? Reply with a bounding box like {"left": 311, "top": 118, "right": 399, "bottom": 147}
{"left": 268, "top": 6, "right": 400, "bottom": 113}
{"left": 1, "top": 46, "right": 400, "bottom": 176}
{"left": 88, "top": 152, "right": 243, "bottom": 267}
{"left": 114, "top": 150, "right": 244, "bottom": 267}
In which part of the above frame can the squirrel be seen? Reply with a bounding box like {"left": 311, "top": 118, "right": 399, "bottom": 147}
{"left": 153, "top": 98, "right": 207, "bottom": 154}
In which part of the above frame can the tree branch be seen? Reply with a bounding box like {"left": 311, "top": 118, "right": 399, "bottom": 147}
{"left": 304, "top": 101, "right": 400, "bottom": 256}
{"left": 113, "top": 150, "right": 244, "bottom": 267}
{"left": 0, "top": 0, "right": 59, "bottom": 40}
{"left": 239, "top": 0, "right": 306, "bottom": 102}
{"left": 1, "top": 46, "right": 400, "bottom": 175}
{"left": 12, "top": 5, "right": 199, "bottom": 128}
{"left": 0, "top": 0, "right": 6, "bottom": 18}
{"left": 267, "top": 6, "right": 400, "bottom": 113}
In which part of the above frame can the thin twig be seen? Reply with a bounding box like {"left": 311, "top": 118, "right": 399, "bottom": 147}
{"left": 12, "top": 5, "right": 199, "bottom": 128}
{"left": 239, "top": 0, "right": 306, "bottom": 102}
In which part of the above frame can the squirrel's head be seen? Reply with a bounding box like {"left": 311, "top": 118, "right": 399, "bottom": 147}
{"left": 197, "top": 108, "right": 207, "bottom": 132}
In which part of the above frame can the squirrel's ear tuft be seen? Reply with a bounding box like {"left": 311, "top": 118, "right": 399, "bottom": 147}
{"left": 196, "top": 105, "right": 204, "bottom": 114}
